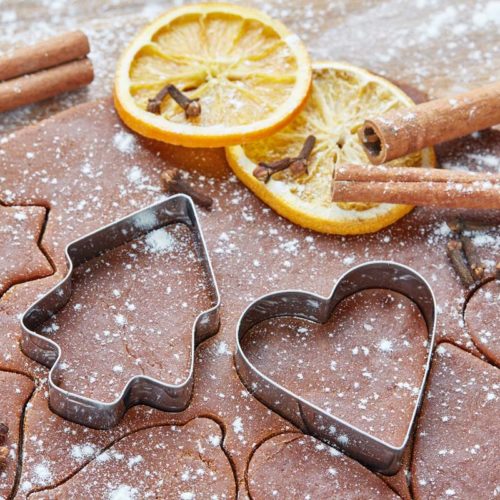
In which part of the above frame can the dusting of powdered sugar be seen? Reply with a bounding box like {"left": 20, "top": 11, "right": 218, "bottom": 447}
{"left": 108, "top": 484, "right": 138, "bottom": 500}
{"left": 113, "top": 131, "right": 137, "bottom": 155}
{"left": 143, "top": 227, "right": 178, "bottom": 254}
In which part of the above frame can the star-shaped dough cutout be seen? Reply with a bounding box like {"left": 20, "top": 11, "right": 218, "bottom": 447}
{"left": 0, "top": 206, "right": 53, "bottom": 296}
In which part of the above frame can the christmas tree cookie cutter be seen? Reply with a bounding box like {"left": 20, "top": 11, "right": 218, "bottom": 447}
{"left": 21, "top": 195, "right": 220, "bottom": 429}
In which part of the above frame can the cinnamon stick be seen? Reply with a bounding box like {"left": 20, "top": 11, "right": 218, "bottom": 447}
{"left": 0, "top": 59, "right": 94, "bottom": 113}
{"left": 332, "top": 164, "right": 500, "bottom": 209}
{"left": 359, "top": 82, "right": 500, "bottom": 164}
{"left": 0, "top": 31, "right": 90, "bottom": 82}
{"left": 334, "top": 164, "right": 500, "bottom": 185}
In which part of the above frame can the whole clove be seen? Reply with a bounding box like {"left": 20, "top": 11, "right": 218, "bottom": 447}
{"left": 253, "top": 135, "right": 316, "bottom": 183}
{"left": 147, "top": 83, "right": 201, "bottom": 118}
{"left": 0, "top": 446, "right": 7, "bottom": 469}
{"left": 460, "top": 235, "right": 484, "bottom": 280}
{"left": 289, "top": 135, "right": 316, "bottom": 177}
{"left": 161, "top": 168, "right": 213, "bottom": 210}
{"left": 146, "top": 85, "right": 171, "bottom": 114}
{"left": 0, "top": 423, "right": 7, "bottom": 445}
{"left": 446, "top": 240, "right": 475, "bottom": 287}
{"left": 0, "top": 422, "right": 8, "bottom": 469}
{"left": 253, "top": 157, "right": 294, "bottom": 183}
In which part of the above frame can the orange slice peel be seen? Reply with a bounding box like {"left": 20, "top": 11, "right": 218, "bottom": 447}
{"left": 114, "top": 3, "right": 312, "bottom": 147}
{"left": 226, "top": 61, "right": 436, "bottom": 235}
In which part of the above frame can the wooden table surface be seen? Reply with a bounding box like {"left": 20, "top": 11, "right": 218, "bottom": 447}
{"left": 0, "top": 0, "right": 499, "bottom": 134}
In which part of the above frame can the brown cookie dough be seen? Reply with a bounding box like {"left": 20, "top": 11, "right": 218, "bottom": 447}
{"left": 465, "top": 279, "right": 500, "bottom": 366}
{"left": 248, "top": 433, "right": 398, "bottom": 499}
{"left": 0, "top": 206, "right": 52, "bottom": 297}
{"left": 411, "top": 342, "right": 500, "bottom": 499}
{"left": 0, "top": 100, "right": 168, "bottom": 273}
{"left": 242, "top": 289, "right": 428, "bottom": 447}
{"left": 0, "top": 100, "right": 498, "bottom": 497}
{"left": 38, "top": 222, "right": 213, "bottom": 402}
{"left": 29, "top": 418, "right": 236, "bottom": 499}
{"left": 16, "top": 389, "right": 176, "bottom": 495}
{"left": 0, "top": 371, "right": 35, "bottom": 499}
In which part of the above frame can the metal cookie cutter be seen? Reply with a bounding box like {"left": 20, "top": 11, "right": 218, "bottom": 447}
{"left": 235, "top": 261, "right": 436, "bottom": 475}
{"left": 21, "top": 194, "right": 220, "bottom": 429}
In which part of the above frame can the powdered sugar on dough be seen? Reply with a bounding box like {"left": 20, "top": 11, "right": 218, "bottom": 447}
{"left": 108, "top": 484, "right": 138, "bottom": 500}
{"left": 113, "top": 131, "right": 136, "bottom": 155}
{"left": 144, "top": 227, "right": 178, "bottom": 254}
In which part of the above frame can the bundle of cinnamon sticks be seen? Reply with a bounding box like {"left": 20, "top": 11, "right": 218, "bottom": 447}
{"left": 338, "top": 82, "right": 500, "bottom": 210}
{"left": 0, "top": 31, "right": 94, "bottom": 113}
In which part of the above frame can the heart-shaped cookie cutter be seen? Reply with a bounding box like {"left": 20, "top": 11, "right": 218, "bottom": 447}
{"left": 235, "top": 261, "right": 436, "bottom": 475}
{"left": 21, "top": 194, "right": 220, "bottom": 429}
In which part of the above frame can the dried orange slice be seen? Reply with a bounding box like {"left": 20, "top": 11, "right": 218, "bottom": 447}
{"left": 114, "top": 3, "right": 312, "bottom": 148}
{"left": 226, "top": 61, "right": 436, "bottom": 235}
